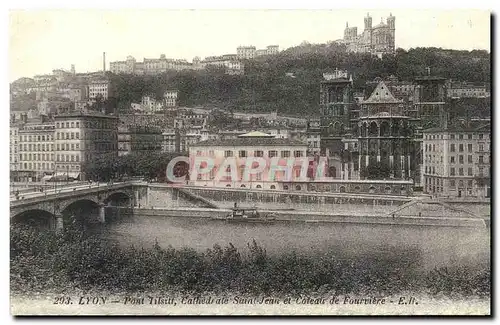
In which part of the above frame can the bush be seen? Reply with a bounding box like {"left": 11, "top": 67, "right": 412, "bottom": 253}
{"left": 10, "top": 224, "right": 490, "bottom": 298}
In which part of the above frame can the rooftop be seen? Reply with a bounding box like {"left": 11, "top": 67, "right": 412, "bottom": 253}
{"left": 423, "top": 122, "right": 491, "bottom": 133}
{"left": 238, "top": 131, "right": 274, "bottom": 138}
{"left": 190, "top": 137, "right": 307, "bottom": 147}
{"left": 362, "top": 81, "right": 402, "bottom": 104}
{"left": 414, "top": 76, "right": 448, "bottom": 83}
{"left": 54, "top": 112, "right": 118, "bottom": 119}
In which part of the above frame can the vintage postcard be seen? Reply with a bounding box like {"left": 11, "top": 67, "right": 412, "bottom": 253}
{"left": 9, "top": 9, "right": 491, "bottom": 316}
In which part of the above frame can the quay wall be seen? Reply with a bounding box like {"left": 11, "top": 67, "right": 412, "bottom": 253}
{"left": 128, "top": 207, "right": 486, "bottom": 228}
{"left": 179, "top": 186, "right": 412, "bottom": 207}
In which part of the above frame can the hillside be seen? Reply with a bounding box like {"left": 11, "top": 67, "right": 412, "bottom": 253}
{"left": 107, "top": 45, "right": 490, "bottom": 116}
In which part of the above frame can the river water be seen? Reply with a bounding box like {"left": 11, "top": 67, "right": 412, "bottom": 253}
{"left": 99, "top": 212, "right": 490, "bottom": 271}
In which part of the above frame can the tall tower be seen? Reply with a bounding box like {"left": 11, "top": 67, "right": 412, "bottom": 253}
{"left": 343, "top": 22, "right": 349, "bottom": 40}
{"left": 103, "top": 52, "right": 106, "bottom": 72}
{"left": 364, "top": 13, "right": 372, "bottom": 30}
{"left": 319, "top": 70, "right": 353, "bottom": 160}
{"left": 387, "top": 13, "right": 396, "bottom": 51}
{"left": 71, "top": 64, "right": 75, "bottom": 75}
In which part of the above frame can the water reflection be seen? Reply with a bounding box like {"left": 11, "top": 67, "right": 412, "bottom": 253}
{"left": 98, "top": 213, "right": 490, "bottom": 271}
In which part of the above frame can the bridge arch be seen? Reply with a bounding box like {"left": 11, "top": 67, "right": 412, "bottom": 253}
{"left": 103, "top": 191, "right": 132, "bottom": 207}
{"left": 60, "top": 198, "right": 100, "bottom": 214}
{"left": 12, "top": 209, "right": 55, "bottom": 229}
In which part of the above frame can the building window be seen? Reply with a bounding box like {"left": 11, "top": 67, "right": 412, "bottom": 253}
{"left": 459, "top": 134, "right": 463, "bottom": 140}
{"left": 468, "top": 167, "right": 472, "bottom": 176}
{"left": 467, "top": 180, "right": 473, "bottom": 187}
{"left": 479, "top": 134, "right": 484, "bottom": 140}
{"left": 450, "top": 144, "right": 455, "bottom": 152}
{"left": 468, "top": 134, "right": 472, "bottom": 140}
{"left": 224, "top": 150, "right": 233, "bottom": 157}
{"left": 479, "top": 155, "right": 484, "bottom": 164}
{"left": 450, "top": 156, "right": 455, "bottom": 164}
{"left": 450, "top": 168, "right": 455, "bottom": 176}
{"left": 479, "top": 144, "right": 484, "bottom": 152}
{"left": 459, "top": 155, "right": 464, "bottom": 164}
{"left": 450, "top": 134, "right": 455, "bottom": 140}
{"left": 468, "top": 144, "right": 473, "bottom": 152}
{"left": 76, "top": 122, "right": 80, "bottom": 128}
{"left": 239, "top": 150, "right": 247, "bottom": 158}
{"left": 294, "top": 150, "right": 303, "bottom": 157}
{"left": 450, "top": 179, "right": 456, "bottom": 188}
{"left": 281, "top": 151, "right": 290, "bottom": 158}
{"left": 254, "top": 150, "right": 264, "bottom": 157}
{"left": 459, "top": 168, "right": 463, "bottom": 176}
{"left": 459, "top": 144, "right": 464, "bottom": 152}
{"left": 269, "top": 150, "right": 277, "bottom": 158}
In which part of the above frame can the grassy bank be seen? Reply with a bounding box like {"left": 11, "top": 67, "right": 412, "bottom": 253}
{"left": 10, "top": 224, "right": 490, "bottom": 298}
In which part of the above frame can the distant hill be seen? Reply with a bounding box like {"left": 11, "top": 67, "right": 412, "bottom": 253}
{"left": 107, "top": 45, "right": 490, "bottom": 116}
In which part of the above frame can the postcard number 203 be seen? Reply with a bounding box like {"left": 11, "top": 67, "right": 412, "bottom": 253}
{"left": 53, "top": 297, "right": 72, "bottom": 304}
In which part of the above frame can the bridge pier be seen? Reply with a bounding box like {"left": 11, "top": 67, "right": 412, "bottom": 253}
{"left": 55, "top": 213, "right": 64, "bottom": 232}
{"left": 99, "top": 204, "right": 106, "bottom": 223}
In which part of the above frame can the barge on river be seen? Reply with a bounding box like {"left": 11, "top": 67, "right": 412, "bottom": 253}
{"left": 212, "top": 207, "right": 276, "bottom": 224}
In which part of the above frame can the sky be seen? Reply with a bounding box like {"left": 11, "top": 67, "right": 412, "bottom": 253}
{"left": 8, "top": 9, "right": 491, "bottom": 82}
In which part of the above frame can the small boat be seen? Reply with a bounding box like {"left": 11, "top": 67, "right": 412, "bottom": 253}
{"left": 225, "top": 207, "right": 276, "bottom": 224}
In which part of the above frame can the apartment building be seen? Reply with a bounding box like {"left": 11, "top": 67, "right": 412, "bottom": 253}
{"left": 54, "top": 113, "right": 118, "bottom": 180}
{"left": 422, "top": 122, "right": 491, "bottom": 198}
{"left": 17, "top": 123, "right": 55, "bottom": 182}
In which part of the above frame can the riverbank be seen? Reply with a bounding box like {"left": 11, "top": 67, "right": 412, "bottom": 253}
{"left": 11, "top": 222, "right": 490, "bottom": 304}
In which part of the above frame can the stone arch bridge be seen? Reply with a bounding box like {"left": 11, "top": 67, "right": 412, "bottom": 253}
{"left": 10, "top": 183, "right": 144, "bottom": 230}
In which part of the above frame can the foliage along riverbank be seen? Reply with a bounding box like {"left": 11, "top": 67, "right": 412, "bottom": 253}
{"left": 10, "top": 224, "right": 490, "bottom": 299}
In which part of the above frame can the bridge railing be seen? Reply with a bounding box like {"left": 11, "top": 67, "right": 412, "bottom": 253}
{"left": 10, "top": 181, "right": 140, "bottom": 206}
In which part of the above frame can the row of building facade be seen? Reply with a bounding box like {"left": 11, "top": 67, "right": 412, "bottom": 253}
{"left": 109, "top": 45, "right": 280, "bottom": 76}
{"left": 10, "top": 67, "right": 490, "bottom": 199}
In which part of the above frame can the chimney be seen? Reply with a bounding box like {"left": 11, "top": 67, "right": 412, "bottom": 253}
{"left": 103, "top": 52, "right": 106, "bottom": 72}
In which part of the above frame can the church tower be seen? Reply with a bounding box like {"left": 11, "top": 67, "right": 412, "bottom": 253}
{"left": 386, "top": 13, "right": 396, "bottom": 51}
{"left": 364, "top": 13, "right": 372, "bottom": 30}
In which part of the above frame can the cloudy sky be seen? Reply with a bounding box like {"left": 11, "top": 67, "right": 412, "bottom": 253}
{"left": 9, "top": 9, "right": 491, "bottom": 81}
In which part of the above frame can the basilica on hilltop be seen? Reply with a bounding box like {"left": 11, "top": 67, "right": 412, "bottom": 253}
{"left": 337, "top": 13, "right": 396, "bottom": 57}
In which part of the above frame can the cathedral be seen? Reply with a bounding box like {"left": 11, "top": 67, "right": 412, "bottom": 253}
{"left": 340, "top": 13, "right": 396, "bottom": 57}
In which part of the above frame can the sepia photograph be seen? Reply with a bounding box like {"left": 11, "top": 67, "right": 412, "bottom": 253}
{"left": 8, "top": 7, "right": 491, "bottom": 316}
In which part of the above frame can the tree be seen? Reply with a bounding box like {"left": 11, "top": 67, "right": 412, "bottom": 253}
{"left": 105, "top": 46, "right": 489, "bottom": 117}
{"left": 82, "top": 152, "right": 182, "bottom": 182}
{"left": 361, "top": 162, "right": 392, "bottom": 180}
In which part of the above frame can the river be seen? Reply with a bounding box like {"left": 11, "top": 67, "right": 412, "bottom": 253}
{"left": 98, "top": 212, "right": 490, "bottom": 271}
